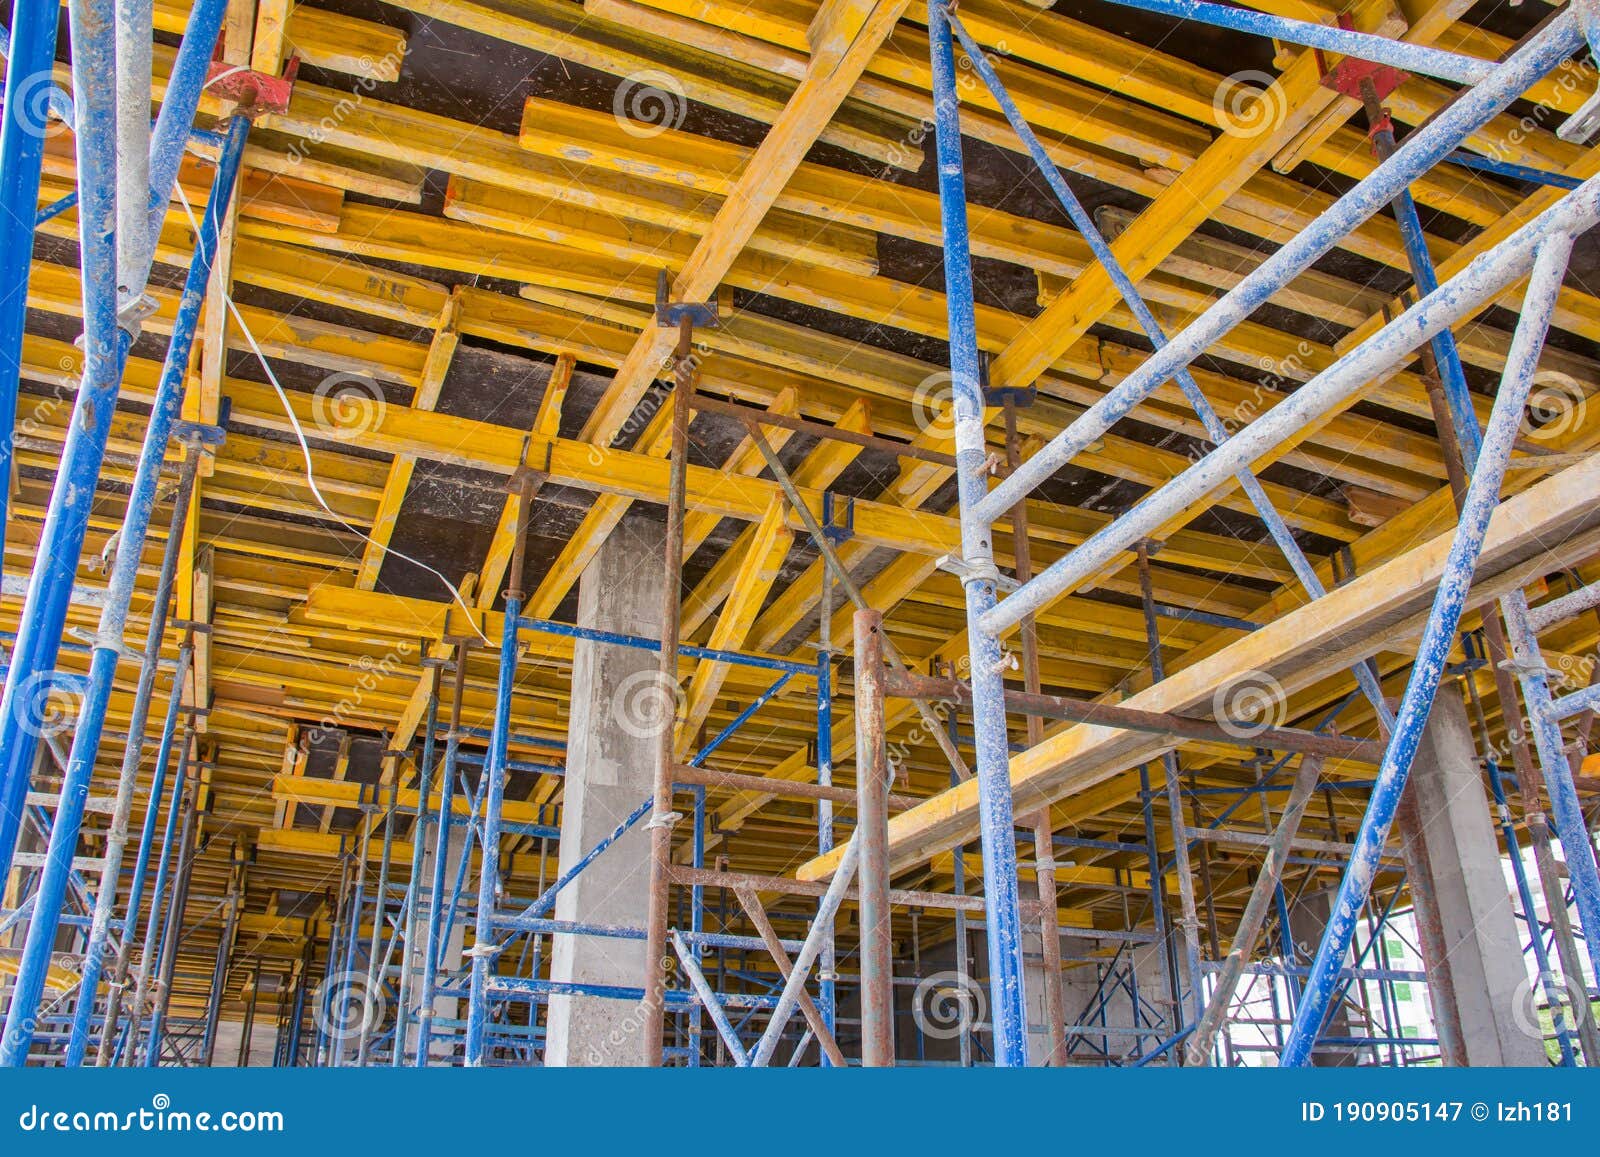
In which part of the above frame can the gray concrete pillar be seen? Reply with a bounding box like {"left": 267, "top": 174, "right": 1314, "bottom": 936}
{"left": 211, "top": 1018, "right": 280, "bottom": 1067}
{"left": 1403, "top": 690, "right": 1544, "bottom": 1066}
{"left": 1055, "top": 938, "right": 1170, "bottom": 1065}
{"left": 544, "top": 516, "right": 665, "bottom": 1066}
{"left": 1290, "top": 888, "right": 1360, "bottom": 1066}
{"left": 405, "top": 819, "right": 467, "bottom": 1061}
{"left": 1022, "top": 927, "right": 1055, "bottom": 1063}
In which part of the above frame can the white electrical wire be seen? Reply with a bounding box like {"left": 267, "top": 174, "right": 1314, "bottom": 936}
{"left": 170, "top": 180, "right": 493, "bottom": 646}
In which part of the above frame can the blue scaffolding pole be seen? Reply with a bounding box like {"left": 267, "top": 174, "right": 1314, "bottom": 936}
{"left": 923, "top": 2, "right": 1599, "bottom": 1069}
{"left": 0, "top": 0, "right": 228, "bottom": 881}
{"left": 0, "top": 110, "right": 251, "bottom": 1066}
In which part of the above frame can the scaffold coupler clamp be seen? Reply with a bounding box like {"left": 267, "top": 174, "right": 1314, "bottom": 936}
{"left": 205, "top": 54, "right": 300, "bottom": 119}
{"left": 1497, "top": 656, "right": 1565, "bottom": 680}
{"left": 1363, "top": 107, "right": 1397, "bottom": 156}
{"left": 646, "top": 809, "right": 683, "bottom": 832}
{"left": 936, "top": 552, "right": 1018, "bottom": 594}
{"left": 110, "top": 291, "right": 162, "bottom": 344}
{"left": 654, "top": 270, "right": 720, "bottom": 328}
{"left": 1561, "top": 0, "right": 1600, "bottom": 142}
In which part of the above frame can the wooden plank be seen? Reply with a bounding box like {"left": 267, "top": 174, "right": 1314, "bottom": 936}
{"left": 578, "top": 0, "right": 911, "bottom": 445}
{"left": 356, "top": 288, "right": 463, "bottom": 590}
{"left": 799, "top": 456, "right": 1600, "bottom": 880}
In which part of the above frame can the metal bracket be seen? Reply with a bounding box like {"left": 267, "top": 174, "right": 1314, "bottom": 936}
{"left": 981, "top": 351, "right": 1034, "bottom": 406}
{"left": 1498, "top": 657, "right": 1565, "bottom": 680}
{"left": 1363, "top": 107, "right": 1397, "bottom": 156}
{"left": 1561, "top": 92, "right": 1600, "bottom": 144}
{"left": 936, "top": 552, "right": 1020, "bottom": 593}
{"left": 654, "top": 270, "right": 719, "bottom": 327}
{"left": 114, "top": 292, "right": 161, "bottom": 340}
{"left": 821, "top": 490, "right": 855, "bottom": 545}
{"left": 507, "top": 459, "right": 549, "bottom": 495}
{"left": 1564, "top": 0, "right": 1600, "bottom": 142}
{"left": 1316, "top": 16, "right": 1407, "bottom": 101}
{"left": 173, "top": 400, "right": 231, "bottom": 449}
{"left": 205, "top": 57, "right": 299, "bottom": 117}
{"left": 984, "top": 383, "right": 1035, "bottom": 407}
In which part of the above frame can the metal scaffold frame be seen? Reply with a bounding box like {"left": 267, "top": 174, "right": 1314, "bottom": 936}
{"left": 1, "top": 0, "right": 1598, "bottom": 1071}
{"left": 0, "top": 0, "right": 267, "bottom": 1066}
{"left": 923, "top": 0, "right": 1600, "bottom": 1066}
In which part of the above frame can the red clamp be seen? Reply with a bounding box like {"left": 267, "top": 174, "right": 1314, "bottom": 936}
{"left": 205, "top": 56, "right": 299, "bottom": 117}
{"left": 1316, "top": 14, "right": 1407, "bottom": 102}
{"left": 1365, "top": 107, "right": 1396, "bottom": 154}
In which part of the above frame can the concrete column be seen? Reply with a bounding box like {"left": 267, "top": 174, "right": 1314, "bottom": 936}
{"left": 211, "top": 1018, "right": 281, "bottom": 1066}
{"left": 1289, "top": 888, "right": 1359, "bottom": 1066}
{"left": 404, "top": 819, "right": 467, "bottom": 1061}
{"left": 1402, "top": 690, "right": 1544, "bottom": 1066}
{"left": 1022, "top": 927, "right": 1056, "bottom": 1063}
{"left": 544, "top": 515, "right": 665, "bottom": 1067}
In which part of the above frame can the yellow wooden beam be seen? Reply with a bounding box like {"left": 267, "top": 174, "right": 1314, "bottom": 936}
{"left": 799, "top": 457, "right": 1600, "bottom": 880}
{"left": 357, "top": 288, "right": 463, "bottom": 590}
{"left": 578, "top": 0, "right": 911, "bottom": 446}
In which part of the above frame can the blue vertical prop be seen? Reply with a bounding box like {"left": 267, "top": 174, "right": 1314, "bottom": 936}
{"left": 465, "top": 591, "right": 521, "bottom": 1064}
{"left": 1280, "top": 236, "right": 1573, "bottom": 1066}
{"left": 0, "top": 0, "right": 61, "bottom": 535}
{"left": 927, "top": 0, "right": 1028, "bottom": 1066}
{"left": 1, "top": 115, "right": 250, "bottom": 1066}
{"left": 0, "top": 0, "right": 226, "bottom": 878}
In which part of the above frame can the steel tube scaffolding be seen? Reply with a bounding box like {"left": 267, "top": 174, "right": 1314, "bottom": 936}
{"left": 1087, "top": 0, "right": 1494, "bottom": 83}
{"left": 976, "top": 9, "right": 1582, "bottom": 528}
{"left": 929, "top": 0, "right": 1029, "bottom": 1066}
{"left": 0, "top": 0, "right": 227, "bottom": 878}
{"left": 922, "top": 0, "right": 1599, "bottom": 1067}
{"left": 983, "top": 179, "right": 1600, "bottom": 634}
{"left": 5, "top": 0, "right": 1599, "bottom": 1073}
{"left": 1281, "top": 234, "right": 1576, "bottom": 1065}
{"left": 0, "top": 112, "right": 251, "bottom": 1066}
{"left": 0, "top": 0, "right": 61, "bottom": 537}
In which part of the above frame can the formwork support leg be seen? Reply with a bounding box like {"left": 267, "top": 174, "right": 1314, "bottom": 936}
{"left": 928, "top": 0, "right": 1028, "bottom": 1066}
{"left": 855, "top": 609, "right": 895, "bottom": 1067}
{"left": 641, "top": 317, "right": 695, "bottom": 1064}
{"left": 1282, "top": 234, "right": 1574, "bottom": 1065}
{"left": 1187, "top": 756, "right": 1323, "bottom": 1063}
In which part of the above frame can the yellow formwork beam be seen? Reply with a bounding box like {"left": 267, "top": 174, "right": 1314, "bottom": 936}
{"left": 799, "top": 457, "right": 1600, "bottom": 881}
{"left": 576, "top": 0, "right": 911, "bottom": 446}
